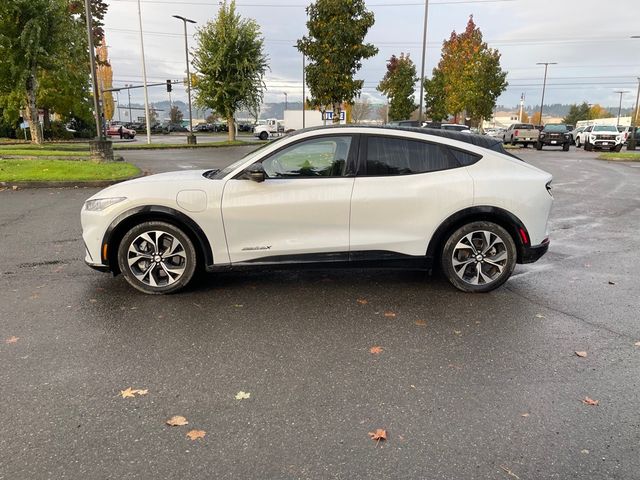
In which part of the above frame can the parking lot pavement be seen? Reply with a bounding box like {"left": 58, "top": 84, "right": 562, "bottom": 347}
{"left": 1, "top": 147, "right": 639, "bottom": 479}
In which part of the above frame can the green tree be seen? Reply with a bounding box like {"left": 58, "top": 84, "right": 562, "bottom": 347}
{"left": 563, "top": 102, "right": 590, "bottom": 125}
{"left": 192, "top": 1, "right": 268, "bottom": 141}
{"left": 297, "top": 0, "right": 378, "bottom": 124}
{"left": 425, "top": 16, "right": 507, "bottom": 126}
{"left": 423, "top": 68, "right": 448, "bottom": 121}
{"left": 169, "top": 105, "right": 183, "bottom": 124}
{"left": 377, "top": 53, "right": 417, "bottom": 121}
{"left": 0, "top": 0, "right": 107, "bottom": 143}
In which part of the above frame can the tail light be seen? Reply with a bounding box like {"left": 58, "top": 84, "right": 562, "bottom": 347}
{"left": 515, "top": 129, "right": 519, "bottom": 136}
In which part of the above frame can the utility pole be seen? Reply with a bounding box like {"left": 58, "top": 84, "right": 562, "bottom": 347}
{"left": 127, "top": 85, "right": 132, "bottom": 121}
{"left": 614, "top": 90, "right": 628, "bottom": 127}
{"left": 536, "top": 62, "right": 556, "bottom": 126}
{"left": 84, "top": 0, "right": 102, "bottom": 140}
{"left": 302, "top": 55, "right": 306, "bottom": 128}
{"left": 137, "top": 0, "right": 152, "bottom": 144}
{"left": 173, "top": 15, "right": 197, "bottom": 144}
{"left": 518, "top": 92, "right": 525, "bottom": 122}
{"left": 283, "top": 92, "right": 288, "bottom": 112}
{"left": 417, "top": 0, "right": 430, "bottom": 125}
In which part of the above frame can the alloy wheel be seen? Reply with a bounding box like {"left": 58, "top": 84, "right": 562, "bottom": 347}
{"left": 451, "top": 230, "right": 509, "bottom": 286}
{"left": 127, "top": 230, "right": 187, "bottom": 287}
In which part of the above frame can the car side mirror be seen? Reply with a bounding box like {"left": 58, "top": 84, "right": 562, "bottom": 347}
{"left": 244, "top": 163, "right": 266, "bottom": 183}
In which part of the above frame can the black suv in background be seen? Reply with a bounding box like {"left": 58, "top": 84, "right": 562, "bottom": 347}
{"left": 536, "top": 124, "right": 572, "bottom": 151}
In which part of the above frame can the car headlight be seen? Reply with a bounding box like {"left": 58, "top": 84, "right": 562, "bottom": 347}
{"left": 616, "top": 135, "right": 621, "bottom": 141}
{"left": 590, "top": 135, "right": 597, "bottom": 141}
{"left": 84, "top": 197, "right": 127, "bottom": 211}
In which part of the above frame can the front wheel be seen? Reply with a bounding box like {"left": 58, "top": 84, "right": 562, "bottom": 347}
{"left": 575, "top": 137, "right": 581, "bottom": 148}
{"left": 117, "top": 221, "right": 197, "bottom": 294}
{"left": 614, "top": 144, "right": 623, "bottom": 152}
{"left": 562, "top": 142, "right": 570, "bottom": 151}
{"left": 441, "top": 221, "right": 517, "bottom": 293}
{"left": 535, "top": 142, "right": 543, "bottom": 150}
{"left": 259, "top": 131, "right": 269, "bottom": 140}
{"left": 584, "top": 141, "right": 593, "bottom": 152}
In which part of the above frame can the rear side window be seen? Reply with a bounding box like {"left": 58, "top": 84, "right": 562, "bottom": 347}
{"left": 514, "top": 124, "right": 534, "bottom": 130}
{"left": 364, "top": 136, "right": 459, "bottom": 176}
{"left": 449, "top": 148, "right": 481, "bottom": 166}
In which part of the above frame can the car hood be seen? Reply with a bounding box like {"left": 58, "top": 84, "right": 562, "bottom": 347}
{"left": 86, "top": 169, "right": 214, "bottom": 201}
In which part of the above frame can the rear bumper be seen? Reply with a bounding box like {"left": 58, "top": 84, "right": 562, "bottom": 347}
{"left": 520, "top": 238, "right": 550, "bottom": 264}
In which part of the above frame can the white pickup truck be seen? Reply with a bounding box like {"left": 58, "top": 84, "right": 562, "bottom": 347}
{"left": 503, "top": 123, "right": 539, "bottom": 148}
{"left": 253, "top": 119, "right": 285, "bottom": 140}
{"left": 575, "top": 125, "right": 623, "bottom": 151}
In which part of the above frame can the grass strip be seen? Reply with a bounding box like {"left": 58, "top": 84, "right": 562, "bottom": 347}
{"left": 597, "top": 152, "right": 640, "bottom": 161}
{"left": 0, "top": 159, "right": 140, "bottom": 182}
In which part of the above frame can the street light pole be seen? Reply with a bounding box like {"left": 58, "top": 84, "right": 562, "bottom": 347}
{"left": 536, "top": 62, "right": 556, "bottom": 126}
{"left": 302, "top": 55, "right": 306, "bottom": 129}
{"left": 614, "top": 90, "right": 628, "bottom": 127}
{"left": 173, "top": 15, "right": 197, "bottom": 145}
{"left": 417, "top": 0, "right": 430, "bottom": 125}
{"left": 283, "top": 92, "right": 288, "bottom": 111}
{"left": 137, "top": 0, "right": 152, "bottom": 144}
{"left": 628, "top": 77, "right": 640, "bottom": 151}
{"left": 127, "top": 85, "right": 132, "bottom": 121}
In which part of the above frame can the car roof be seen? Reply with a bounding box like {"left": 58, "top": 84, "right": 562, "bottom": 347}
{"left": 286, "top": 125, "right": 507, "bottom": 151}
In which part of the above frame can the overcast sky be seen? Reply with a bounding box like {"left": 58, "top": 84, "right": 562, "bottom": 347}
{"left": 103, "top": 0, "right": 640, "bottom": 113}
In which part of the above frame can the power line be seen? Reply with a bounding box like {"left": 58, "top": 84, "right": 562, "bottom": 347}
{"left": 110, "top": 0, "right": 517, "bottom": 7}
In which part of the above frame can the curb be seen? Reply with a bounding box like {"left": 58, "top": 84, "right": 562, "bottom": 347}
{"left": 1, "top": 173, "right": 145, "bottom": 189}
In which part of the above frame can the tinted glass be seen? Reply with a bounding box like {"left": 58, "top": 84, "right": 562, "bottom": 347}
{"left": 543, "top": 124, "right": 568, "bottom": 132}
{"left": 593, "top": 125, "right": 617, "bottom": 132}
{"left": 514, "top": 124, "right": 534, "bottom": 129}
{"left": 262, "top": 136, "right": 352, "bottom": 178}
{"left": 450, "top": 148, "right": 481, "bottom": 166}
{"left": 365, "top": 137, "right": 458, "bottom": 176}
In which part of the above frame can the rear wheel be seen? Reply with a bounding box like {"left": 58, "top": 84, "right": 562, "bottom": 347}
{"left": 441, "top": 221, "right": 517, "bottom": 293}
{"left": 117, "top": 221, "right": 197, "bottom": 294}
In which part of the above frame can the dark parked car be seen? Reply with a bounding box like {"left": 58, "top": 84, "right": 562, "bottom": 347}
{"left": 194, "top": 123, "right": 214, "bottom": 132}
{"left": 535, "top": 124, "right": 572, "bottom": 151}
{"left": 165, "top": 123, "right": 189, "bottom": 133}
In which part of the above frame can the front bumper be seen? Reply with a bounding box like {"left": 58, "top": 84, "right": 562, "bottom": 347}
{"left": 520, "top": 238, "right": 550, "bottom": 264}
{"left": 539, "top": 137, "right": 569, "bottom": 146}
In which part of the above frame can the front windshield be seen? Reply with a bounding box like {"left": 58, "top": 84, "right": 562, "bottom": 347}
{"left": 593, "top": 125, "right": 618, "bottom": 132}
{"left": 543, "top": 124, "right": 567, "bottom": 132}
{"left": 209, "top": 137, "right": 289, "bottom": 179}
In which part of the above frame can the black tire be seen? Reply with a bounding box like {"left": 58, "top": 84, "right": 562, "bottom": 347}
{"left": 535, "top": 142, "right": 543, "bottom": 150}
{"left": 259, "top": 131, "right": 268, "bottom": 140}
{"left": 614, "top": 144, "right": 623, "bottom": 152}
{"left": 441, "top": 221, "right": 517, "bottom": 293}
{"left": 562, "top": 142, "right": 570, "bottom": 151}
{"left": 584, "top": 141, "right": 593, "bottom": 152}
{"left": 117, "top": 221, "right": 197, "bottom": 294}
{"left": 522, "top": 142, "right": 528, "bottom": 148}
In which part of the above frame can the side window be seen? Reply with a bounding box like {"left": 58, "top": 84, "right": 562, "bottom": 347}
{"left": 364, "top": 136, "right": 459, "bottom": 176}
{"left": 261, "top": 136, "right": 352, "bottom": 178}
{"left": 449, "top": 148, "right": 481, "bottom": 166}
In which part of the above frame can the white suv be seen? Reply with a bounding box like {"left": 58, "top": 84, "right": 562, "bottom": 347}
{"left": 81, "top": 126, "right": 553, "bottom": 294}
{"left": 576, "top": 125, "right": 623, "bottom": 151}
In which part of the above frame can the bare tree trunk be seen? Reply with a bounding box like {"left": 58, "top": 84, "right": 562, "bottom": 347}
{"left": 227, "top": 116, "right": 236, "bottom": 142}
{"left": 25, "top": 73, "right": 43, "bottom": 144}
{"left": 333, "top": 103, "right": 341, "bottom": 124}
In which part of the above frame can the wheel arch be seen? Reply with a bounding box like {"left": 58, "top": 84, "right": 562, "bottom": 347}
{"left": 101, "top": 205, "right": 214, "bottom": 275}
{"left": 426, "top": 206, "right": 530, "bottom": 264}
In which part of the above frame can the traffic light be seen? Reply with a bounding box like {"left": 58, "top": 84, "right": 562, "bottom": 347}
{"left": 166, "top": 80, "right": 172, "bottom": 92}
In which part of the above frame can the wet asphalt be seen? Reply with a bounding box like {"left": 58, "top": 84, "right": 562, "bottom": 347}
{"left": 1, "top": 146, "right": 639, "bottom": 479}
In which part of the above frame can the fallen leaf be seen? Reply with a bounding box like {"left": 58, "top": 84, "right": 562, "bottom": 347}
{"left": 608, "top": 281, "right": 616, "bottom": 285}
{"left": 166, "top": 415, "right": 189, "bottom": 426}
{"left": 634, "top": 341, "right": 640, "bottom": 347}
{"left": 120, "top": 387, "right": 148, "bottom": 398}
{"left": 5, "top": 336, "right": 19, "bottom": 344}
{"left": 384, "top": 311, "right": 396, "bottom": 318}
{"left": 581, "top": 449, "right": 589, "bottom": 454}
{"left": 453, "top": 329, "right": 462, "bottom": 335}
{"left": 235, "top": 391, "right": 250, "bottom": 400}
{"left": 535, "top": 314, "right": 545, "bottom": 319}
{"left": 500, "top": 464, "right": 520, "bottom": 479}
{"left": 368, "top": 428, "right": 387, "bottom": 444}
{"left": 369, "top": 346, "right": 383, "bottom": 354}
{"left": 356, "top": 299, "right": 368, "bottom": 305}
{"left": 186, "top": 429, "right": 206, "bottom": 440}
{"left": 120, "top": 387, "right": 137, "bottom": 399}
{"left": 582, "top": 397, "right": 599, "bottom": 406}
{"left": 414, "top": 320, "right": 427, "bottom": 326}
{"left": 233, "top": 304, "right": 244, "bottom": 308}
{"left": 521, "top": 413, "right": 529, "bottom": 417}
{"left": 575, "top": 351, "right": 587, "bottom": 358}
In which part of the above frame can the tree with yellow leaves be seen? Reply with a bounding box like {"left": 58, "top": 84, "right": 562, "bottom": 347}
{"left": 96, "top": 39, "right": 114, "bottom": 122}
